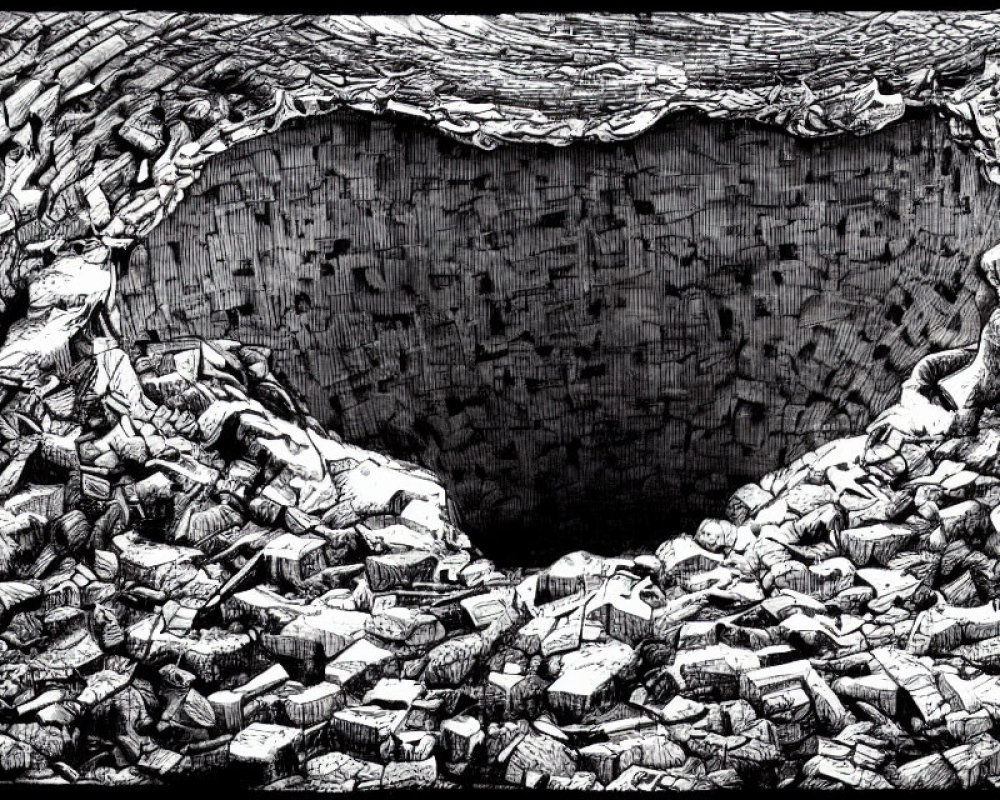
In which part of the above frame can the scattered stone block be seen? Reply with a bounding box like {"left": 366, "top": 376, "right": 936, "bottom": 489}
{"left": 331, "top": 705, "right": 406, "bottom": 761}
{"left": 365, "top": 551, "right": 437, "bottom": 592}
{"left": 283, "top": 682, "right": 345, "bottom": 727}
{"left": 324, "top": 639, "right": 395, "bottom": 692}
{"left": 280, "top": 607, "right": 369, "bottom": 659}
{"left": 262, "top": 534, "right": 329, "bottom": 584}
{"left": 229, "top": 723, "right": 303, "bottom": 781}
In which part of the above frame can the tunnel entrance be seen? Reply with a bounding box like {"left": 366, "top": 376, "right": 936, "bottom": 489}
{"left": 119, "top": 108, "right": 999, "bottom": 565}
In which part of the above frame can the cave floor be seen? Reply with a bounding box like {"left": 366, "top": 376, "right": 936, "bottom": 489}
{"left": 0, "top": 332, "right": 991, "bottom": 791}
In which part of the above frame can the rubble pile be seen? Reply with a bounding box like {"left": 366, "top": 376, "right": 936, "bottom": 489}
{"left": 12, "top": 9, "right": 1000, "bottom": 794}
{"left": 3, "top": 332, "right": 1000, "bottom": 790}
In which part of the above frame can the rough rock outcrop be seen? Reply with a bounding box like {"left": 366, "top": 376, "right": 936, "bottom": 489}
{"left": 1, "top": 10, "right": 1000, "bottom": 790}
{"left": 0, "top": 323, "right": 995, "bottom": 788}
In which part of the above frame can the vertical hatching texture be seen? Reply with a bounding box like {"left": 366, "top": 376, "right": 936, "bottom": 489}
{"left": 126, "top": 111, "right": 1000, "bottom": 558}
{"left": 2, "top": 12, "right": 1000, "bottom": 395}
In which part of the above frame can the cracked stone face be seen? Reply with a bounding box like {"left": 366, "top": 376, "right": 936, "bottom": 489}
{"left": 2, "top": 9, "right": 1000, "bottom": 792}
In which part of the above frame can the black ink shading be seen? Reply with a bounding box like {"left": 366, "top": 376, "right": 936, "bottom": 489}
{"left": 0, "top": 10, "right": 995, "bottom": 792}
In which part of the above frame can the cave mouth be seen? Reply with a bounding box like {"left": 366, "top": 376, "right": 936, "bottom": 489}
{"left": 121, "top": 107, "right": 999, "bottom": 566}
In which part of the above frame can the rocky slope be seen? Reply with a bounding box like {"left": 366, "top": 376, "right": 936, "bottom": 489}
{"left": 0, "top": 294, "right": 990, "bottom": 789}
{"left": 6, "top": 10, "right": 1000, "bottom": 791}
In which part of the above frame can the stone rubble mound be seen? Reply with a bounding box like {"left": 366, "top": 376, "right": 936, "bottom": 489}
{"left": 0, "top": 332, "right": 998, "bottom": 790}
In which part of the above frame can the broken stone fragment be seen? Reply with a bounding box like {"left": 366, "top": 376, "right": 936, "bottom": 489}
{"left": 365, "top": 551, "right": 437, "bottom": 592}
{"left": 229, "top": 722, "right": 303, "bottom": 781}
{"left": 655, "top": 536, "right": 723, "bottom": 587}
{"left": 304, "top": 749, "right": 383, "bottom": 789}
{"left": 381, "top": 756, "right": 437, "bottom": 789}
{"left": 546, "top": 641, "right": 635, "bottom": 722}
{"left": 331, "top": 705, "right": 406, "bottom": 761}
{"left": 534, "top": 550, "right": 625, "bottom": 603}
{"left": 486, "top": 670, "right": 547, "bottom": 720}
{"left": 325, "top": 461, "right": 445, "bottom": 528}
{"left": 461, "top": 588, "right": 515, "bottom": 629}
{"left": 740, "top": 660, "right": 851, "bottom": 740}
{"left": 31, "top": 628, "right": 103, "bottom": 673}
{"left": 954, "top": 635, "right": 1000, "bottom": 670}
{"left": 792, "top": 503, "right": 847, "bottom": 543}
{"left": 185, "top": 504, "right": 242, "bottom": 547}
{"left": 224, "top": 585, "right": 308, "bottom": 627}
{"left": 282, "top": 682, "right": 344, "bottom": 727}
{"left": 870, "top": 647, "right": 950, "bottom": 728}
{"left": 693, "top": 518, "right": 740, "bottom": 554}
{"left": 0, "top": 582, "right": 40, "bottom": 619}
{"left": 440, "top": 715, "right": 483, "bottom": 762}
{"left": 434, "top": 552, "right": 472, "bottom": 584}
{"left": 279, "top": 607, "right": 369, "bottom": 659}
{"left": 367, "top": 606, "right": 445, "bottom": 646}
{"left": 397, "top": 497, "right": 447, "bottom": 537}
{"left": 836, "top": 523, "right": 915, "bottom": 566}
{"left": 503, "top": 731, "right": 577, "bottom": 786}
{"left": 667, "top": 644, "right": 760, "bottom": 698}
{"left": 363, "top": 677, "right": 424, "bottom": 710}
{"left": 577, "top": 740, "right": 639, "bottom": 785}
{"left": 515, "top": 616, "right": 557, "bottom": 655}
{"left": 207, "top": 663, "right": 289, "bottom": 730}
{"left": 759, "top": 588, "right": 826, "bottom": 622}
{"left": 894, "top": 750, "right": 961, "bottom": 789}
{"left": 605, "top": 764, "right": 703, "bottom": 791}
{"left": 324, "top": 638, "right": 395, "bottom": 692}
{"left": 831, "top": 673, "right": 901, "bottom": 717}
{"left": 908, "top": 601, "right": 1000, "bottom": 655}
{"left": 941, "top": 570, "right": 981, "bottom": 606}
{"left": 856, "top": 567, "right": 924, "bottom": 612}
{"left": 124, "top": 616, "right": 256, "bottom": 683}
{"left": 938, "top": 499, "right": 990, "bottom": 542}
{"left": 948, "top": 709, "right": 994, "bottom": 741}
{"left": 726, "top": 483, "right": 773, "bottom": 525}
{"left": 422, "top": 632, "right": 483, "bottom": 687}
{"left": 779, "top": 610, "right": 864, "bottom": 652}
{"left": 357, "top": 522, "right": 438, "bottom": 554}
{"left": 4, "top": 485, "right": 64, "bottom": 521}
{"left": 942, "top": 734, "right": 1000, "bottom": 788}
{"left": 585, "top": 574, "right": 656, "bottom": 646}
{"left": 802, "top": 754, "right": 893, "bottom": 789}
{"left": 767, "top": 556, "right": 856, "bottom": 601}
{"left": 113, "top": 534, "right": 201, "bottom": 588}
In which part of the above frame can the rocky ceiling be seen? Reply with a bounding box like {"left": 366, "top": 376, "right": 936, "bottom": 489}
{"left": 4, "top": 11, "right": 1000, "bottom": 394}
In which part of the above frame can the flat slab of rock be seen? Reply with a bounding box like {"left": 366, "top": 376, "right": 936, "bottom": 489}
{"left": 113, "top": 534, "right": 201, "bottom": 584}
{"left": 837, "top": 523, "right": 915, "bottom": 566}
{"left": 365, "top": 551, "right": 437, "bottom": 592}
{"left": 324, "top": 639, "right": 396, "bottom": 692}
{"left": 280, "top": 607, "right": 369, "bottom": 659}
{"left": 230, "top": 722, "right": 303, "bottom": 773}
{"left": 262, "top": 533, "right": 328, "bottom": 584}
{"left": 871, "top": 647, "right": 950, "bottom": 727}
{"left": 331, "top": 704, "right": 406, "bottom": 761}
{"left": 283, "top": 682, "right": 345, "bottom": 727}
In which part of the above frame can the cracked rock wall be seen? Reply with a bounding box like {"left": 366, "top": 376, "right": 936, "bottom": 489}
{"left": 124, "top": 110, "right": 1000, "bottom": 561}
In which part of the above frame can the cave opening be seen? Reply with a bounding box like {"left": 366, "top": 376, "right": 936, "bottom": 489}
{"left": 120, "top": 107, "right": 1000, "bottom": 565}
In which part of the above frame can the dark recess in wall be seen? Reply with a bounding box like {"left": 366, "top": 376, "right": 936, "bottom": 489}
{"left": 121, "top": 108, "right": 1000, "bottom": 564}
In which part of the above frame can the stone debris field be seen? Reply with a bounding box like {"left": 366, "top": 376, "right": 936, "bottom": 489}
{"left": 0, "top": 327, "right": 994, "bottom": 791}
{"left": 4, "top": 8, "right": 1000, "bottom": 794}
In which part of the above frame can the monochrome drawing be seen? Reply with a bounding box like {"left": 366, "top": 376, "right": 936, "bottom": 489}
{"left": 0, "top": 9, "right": 999, "bottom": 790}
